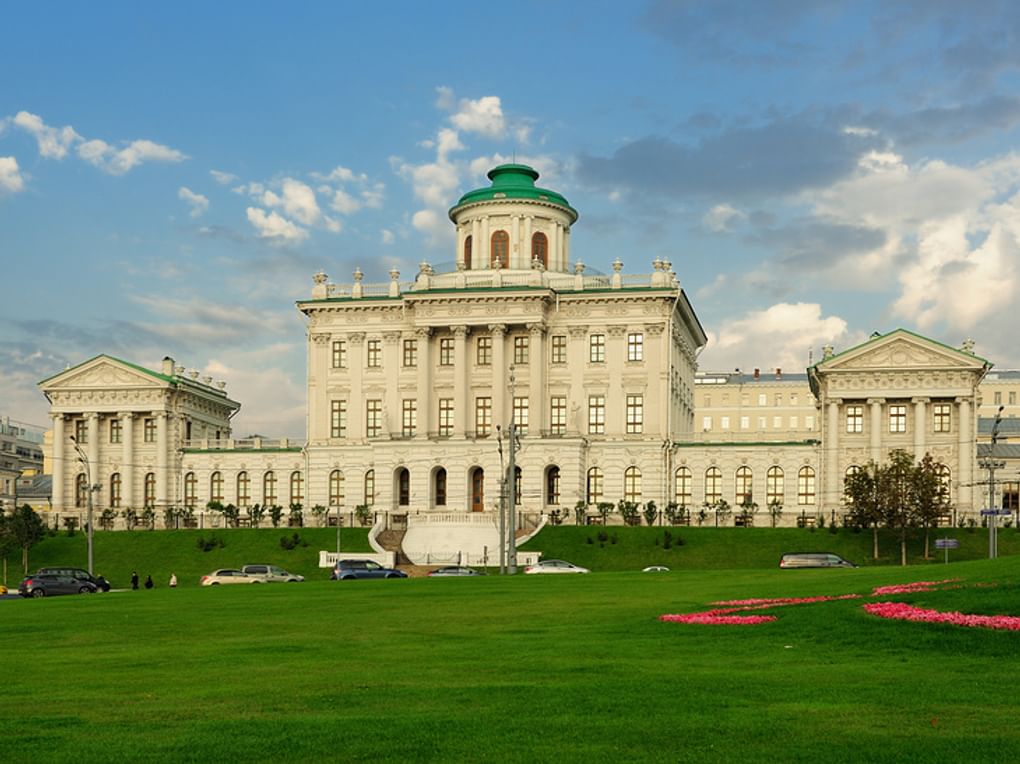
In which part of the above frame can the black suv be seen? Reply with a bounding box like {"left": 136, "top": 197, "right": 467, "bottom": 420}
{"left": 35, "top": 567, "right": 111, "bottom": 591}
{"left": 331, "top": 559, "right": 407, "bottom": 580}
{"left": 19, "top": 573, "right": 98, "bottom": 597}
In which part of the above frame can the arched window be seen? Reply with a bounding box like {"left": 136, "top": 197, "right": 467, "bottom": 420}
{"left": 675, "top": 466, "right": 692, "bottom": 507}
{"left": 184, "top": 472, "right": 197, "bottom": 509}
{"left": 514, "top": 466, "right": 522, "bottom": 506}
{"left": 109, "top": 472, "right": 121, "bottom": 508}
{"left": 531, "top": 232, "right": 548, "bottom": 268}
{"left": 290, "top": 471, "right": 304, "bottom": 506}
{"left": 705, "top": 467, "right": 722, "bottom": 504}
{"left": 491, "top": 230, "right": 509, "bottom": 268}
{"left": 236, "top": 471, "right": 250, "bottom": 507}
{"left": 434, "top": 468, "right": 447, "bottom": 507}
{"left": 586, "top": 467, "right": 603, "bottom": 504}
{"left": 144, "top": 472, "right": 156, "bottom": 509}
{"left": 397, "top": 468, "right": 410, "bottom": 506}
{"left": 210, "top": 471, "right": 223, "bottom": 503}
{"left": 546, "top": 466, "right": 560, "bottom": 505}
{"left": 624, "top": 466, "right": 642, "bottom": 503}
{"left": 766, "top": 466, "right": 784, "bottom": 506}
{"left": 735, "top": 466, "right": 753, "bottom": 506}
{"left": 75, "top": 473, "right": 88, "bottom": 508}
{"left": 798, "top": 467, "right": 816, "bottom": 505}
{"left": 263, "top": 471, "right": 277, "bottom": 506}
{"left": 364, "top": 469, "right": 375, "bottom": 506}
{"left": 464, "top": 235, "right": 473, "bottom": 270}
{"left": 329, "top": 470, "right": 345, "bottom": 506}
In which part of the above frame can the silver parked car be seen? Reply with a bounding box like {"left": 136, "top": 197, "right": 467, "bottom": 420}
{"left": 241, "top": 564, "right": 305, "bottom": 582}
{"left": 524, "top": 559, "right": 590, "bottom": 574}
{"left": 779, "top": 553, "right": 857, "bottom": 569}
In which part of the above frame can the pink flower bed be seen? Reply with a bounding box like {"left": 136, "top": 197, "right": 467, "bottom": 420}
{"left": 711, "top": 594, "right": 862, "bottom": 607}
{"left": 870, "top": 579, "right": 960, "bottom": 596}
{"left": 659, "top": 613, "right": 776, "bottom": 625}
{"left": 864, "top": 601, "right": 1020, "bottom": 631}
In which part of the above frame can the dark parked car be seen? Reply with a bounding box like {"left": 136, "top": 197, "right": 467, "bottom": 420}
{"left": 779, "top": 553, "right": 858, "bottom": 569}
{"left": 36, "top": 567, "right": 110, "bottom": 592}
{"left": 19, "top": 573, "right": 98, "bottom": 598}
{"left": 427, "top": 566, "right": 486, "bottom": 577}
{"left": 332, "top": 559, "right": 408, "bottom": 580}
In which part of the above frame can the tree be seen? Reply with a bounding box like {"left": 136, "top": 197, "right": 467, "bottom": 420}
{"left": 844, "top": 461, "right": 884, "bottom": 560}
{"left": 883, "top": 449, "right": 917, "bottom": 566}
{"left": 6, "top": 505, "right": 45, "bottom": 575}
{"left": 768, "top": 500, "right": 783, "bottom": 528}
{"left": 643, "top": 500, "right": 658, "bottom": 526}
{"left": 738, "top": 498, "right": 759, "bottom": 527}
{"left": 912, "top": 453, "right": 952, "bottom": 560}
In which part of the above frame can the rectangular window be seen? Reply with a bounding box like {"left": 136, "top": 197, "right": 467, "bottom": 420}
{"left": 513, "top": 336, "right": 529, "bottom": 365}
{"left": 401, "top": 399, "right": 417, "bottom": 437}
{"left": 438, "top": 399, "right": 454, "bottom": 437}
{"left": 933, "top": 403, "right": 951, "bottom": 433}
{"left": 144, "top": 418, "right": 156, "bottom": 443}
{"left": 889, "top": 404, "right": 907, "bottom": 433}
{"left": 775, "top": 394, "right": 782, "bottom": 406}
{"left": 476, "top": 336, "right": 492, "bottom": 365}
{"left": 475, "top": 397, "right": 492, "bottom": 437}
{"left": 626, "top": 394, "right": 643, "bottom": 434}
{"left": 588, "top": 395, "right": 605, "bottom": 435}
{"left": 439, "top": 337, "right": 454, "bottom": 366}
{"left": 772, "top": 416, "right": 782, "bottom": 429}
{"left": 331, "top": 340, "right": 347, "bottom": 369}
{"left": 589, "top": 334, "right": 605, "bottom": 363}
{"left": 74, "top": 419, "right": 88, "bottom": 444}
{"left": 758, "top": 417, "right": 767, "bottom": 430}
{"left": 550, "top": 396, "right": 567, "bottom": 435}
{"left": 805, "top": 415, "right": 815, "bottom": 430}
{"left": 109, "top": 418, "right": 122, "bottom": 444}
{"left": 365, "top": 400, "right": 382, "bottom": 438}
{"left": 790, "top": 416, "right": 798, "bottom": 429}
{"left": 1011, "top": 391, "right": 1017, "bottom": 405}
{"left": 551, "top": 335, "right": 567, "bottom": 364}
{"left": 791, "top": 393, "right": 799, "bottom": 405}
{"left": 740, "top": 416, "right": 750, "bottom": 430}
{"left": 402, "top": 339, "right": 417, "bottom": 368}
{"left": 330, "top": 400, "right": 347, "bottom": 438}
{"left": 721, "top": 416, "right": 730, "bottom": 430}
{"left": 366, "top": 339, "right": 381, "bottom": 368}
{"left": 994, "top": 391, "right": 1002, "bottom": 405}
{"left": 513, "top": 396, "right": 529, "bottom": 434}
{"left": 846, "top": 405, "right": 864, "bottom": 433}
{"left": 758, "top": 393, "right": 767, "bottom": 406}
{"left": 627, "top": 333, "right": 643, "bottom": 362}
{"left": 702, "top": 416, "right": 712, "bottom": 431}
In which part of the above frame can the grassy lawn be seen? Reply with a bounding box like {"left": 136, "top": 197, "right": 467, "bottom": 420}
{"left": 3, "top": 550, "right": 1020, "bottom": 762}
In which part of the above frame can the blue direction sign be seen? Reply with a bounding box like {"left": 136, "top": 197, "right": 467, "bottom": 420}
{"left": 980, "top": 509, "right": 1012, "bottom": 516}
{"left": 935, "top": 538, "right": 960, "bottom": 550}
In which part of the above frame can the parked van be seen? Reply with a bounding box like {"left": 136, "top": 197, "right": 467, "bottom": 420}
{"left": 779, "top": 553, "right": 857, "bottom": 569}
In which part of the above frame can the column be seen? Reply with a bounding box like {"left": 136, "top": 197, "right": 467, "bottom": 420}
{"left": 349, "top": 332, "right": 365, "bottom": 439}
{"left": 490, "top": 324, "right": 507, "bottom": 427}
{"left": 156, "top": 412, "right": 168, "bottom": 508}
{"left": 826, "top": 399, "right": 841, "bottom": 513}
{"left": 52, "top": 414, "right": 65, "bottom": 512}
{"left": 608, "top": 326, "right": 627, "bottom": 434}
{"left": 957, "top": 397, "right": 972, "bottom": 509}
{"left": 470, "top": 218, "right": 479, "bottom": 269}
{"left": 567, "top": 326, "right": 587, "bottom": 435}
{"left": 86, "top": 413, "right": 99, "bottom": 509}
{"left": 563, "top": 225, "right": 571, "bottom": 270}
{"left": 552, "top": 223, "right": 562, "bottom": 266}
{"left": 416, "top": 327, "right": 432, "bottom": 437}
{"left": 868, "top": 398, "right": 884, "bottom": 463}
{"left": 310, "top": 333, "right": 331, "bottom": 440}
{"left": 121, "top": 413, "right": 134, "bottom": 509}
{"left": 383, "top": 332, "right": 401, "bottom": 436}
{"left": 528, "top": 323, "right": 545, "bottom": 435}
{"left": 453, "top": 325, "right": 469, "bottom": 436}
{"left": 913, "top": 397, "right": 928, "bottom": 460}
{"left": 509, "top": 215, "right": 519, "bottom": 268}
{"left": 523, "top": 216, "right": 533, "bottom": 263}
{"left": 480, "top": 216, "right": 490, "bottom": 267}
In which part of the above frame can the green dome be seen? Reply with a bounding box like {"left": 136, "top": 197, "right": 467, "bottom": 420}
{"left": 449, "top": 164, "right": 578, "bottom": 221}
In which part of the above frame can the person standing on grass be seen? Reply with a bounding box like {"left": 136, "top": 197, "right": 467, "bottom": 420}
{"left": 144, "top": 574, "right": 154, "bottom": 589}
{"left": 169, "top": 572, "right": 177, "bottom": 588}
{"left": 131, "top": 571, "right": 139, "bottom": 590}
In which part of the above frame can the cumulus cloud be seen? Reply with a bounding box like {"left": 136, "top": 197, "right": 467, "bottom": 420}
{"left": 450, "top": 95, "right": 506, "bottom": 139}
{"left": 0, "top": 156, "right": 25, "bottom": 194}
{"left": 703, "top": 203, "right": 745, "bottom": 233}
{"left": 262, "top": 178, "right": 322, "bottom": 226}
{"left": 210, "top": 169, "right": 238, "bottom": 185}
{"left": 11, "top": 111, "right": 80, "bottom": 158}
{"left": 381, "top": 229, "right": 395, "bottom": 245}
{"left": 178, "top": 186, "right": 209, "bottom": 218}
{"left": 246, "top": 207, "right": 309, "bottom": 244}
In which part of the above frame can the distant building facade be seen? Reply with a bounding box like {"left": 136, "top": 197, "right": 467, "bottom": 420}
{"left": 1, "top": 416, "right": 45, "bottom": 509}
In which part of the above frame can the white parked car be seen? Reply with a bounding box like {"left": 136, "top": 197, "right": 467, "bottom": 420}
{"left": 241, "top": 564, "right": 305, "bottom": 582}
{"left": 524, "top": 559, "right": 590, "bottom": 574}
{"left": 200, "top": 569, "right": 260, "bottom": 586}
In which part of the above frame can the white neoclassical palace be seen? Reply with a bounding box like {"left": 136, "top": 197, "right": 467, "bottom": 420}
{"left": 35, "top": 164, "right": 1020, "bottom": 531}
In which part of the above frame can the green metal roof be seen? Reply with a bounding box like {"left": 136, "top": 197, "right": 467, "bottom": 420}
{"left": 449, "top": 164, "right": 578, "bottom": 221}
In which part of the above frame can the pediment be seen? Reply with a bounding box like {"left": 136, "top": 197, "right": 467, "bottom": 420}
{"left": 40, "top": 356, "right": 168, "bottom": 392}
{"left": 819, "top": 331, "right": 987, "bottom": 374}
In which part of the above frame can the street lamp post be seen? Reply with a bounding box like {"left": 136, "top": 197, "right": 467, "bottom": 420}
{"left": 69, "top": 435, "right": 96, "bottom": 575}
{"left": 981, "top": 406, "right": 1006, "bottom": 560}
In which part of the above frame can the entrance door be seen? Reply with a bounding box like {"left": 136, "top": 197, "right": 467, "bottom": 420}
{"left": 471, "top": 469, "right": 484, "bottom": 512}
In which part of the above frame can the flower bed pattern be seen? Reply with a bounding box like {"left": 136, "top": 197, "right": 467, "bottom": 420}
{"left": 864, "top": 601, "right": 1020, "bottom": 631}
{"left": 659, "top": 612, "right": 777, "bottom": 625}
{"left": 870, "top": 579, "right": 960, "bottom": 596}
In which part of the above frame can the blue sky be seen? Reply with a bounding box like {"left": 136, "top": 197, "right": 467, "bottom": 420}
{"left": 4, "top": 1, "right": 1020, "bottom": 436}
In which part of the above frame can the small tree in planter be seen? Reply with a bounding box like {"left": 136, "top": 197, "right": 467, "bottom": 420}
{"left": 574, "top": 500, "right": 588, "bottom": 525}
{"left": 596, "top": 501, "right": 615, "bottom": 525}
{"left": 737, "top": 499, "right": 758, "bottom": 527}
{"left": 768, "top": 500, "right": 784, "bottom": 528}
{"left": 288, "top": 502, "right": 303, "bottom": 527}
{"left": 140, "top": 507, "right": 155, "bottom": 530}
{"left": 63, "top": 517, "right": 79, "bottom": 536}
{"left": 310, "top": 504, "right": 328, "bottom": 527}
{"left": 713, "top": 499, "right": 732, "bottom": 527}
{"left": 663, "top": 502, "right": 680, "bottom": 526}
{"left": 222, "top": 503, "right": 240, "bottom": 528}
{"left": 643, "top": 500, "right": 658, "bottom": 526}
{"left": 121, "top": 507, "right": 138, "bottom": 530}
{"left": 99, "top": 508, "right": 117, "bottom": 530}
{"left": 163, "top": 506, "right": 180, "bottom": 530}
{"left": 617, "top": 499, "right": 641, "bottom": 526}
{"left": 178, "top": 505, "right": 196, "bottom": 528}
{"left": 267, "top": 503, "right": 284, "bottom": 528}
{"left": 249, "top": 503, "right": 267, "bottom": 528}
{"left": 355, "top": 504, "right": 373, "bottom": 527}
{"left": 696, "top": 506, "right": 708, "bottom": 526}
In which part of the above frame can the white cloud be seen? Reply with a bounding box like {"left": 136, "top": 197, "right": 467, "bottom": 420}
{"left": 450, "top": 95, "right": 506, "bottom": 139}
{"left": 701, "top": 302, "right": 849, "bottom": 372}
{"left": 246, "top": 207, "right": 309, "bottom": 244}
{"left": 12, "top": 111, "right": 80, "bottom": 159}
{"left": 210, "top": 170, "right": 238, "bottom": 185}
{"left": 0, "top": 156, "right": 25, "bottom": 194}
{"left": 178, "top": 186, "right": 209, "bottom": 218}
{"left": 381, "top": 229, "right": 395, "bottom": 245}
{"left": 411, "top": 209, "right": 449, "bottom": 246}
{"left": 434, "top": 85, "right": 455, "bottom": 111}
{"left": 329, "top": 188, "right": 361, "bottom": 215}
{"left": 703, "top": 203, "right": 746, "bottom": 233}
{"left": 264, "top": 178, "right": 322, "bottom": 225}
{"left": 310, "top": 165, "right": 364, "bottom": 183}
{"left": 78, "top": 137, "right": 187, "bottom": 175}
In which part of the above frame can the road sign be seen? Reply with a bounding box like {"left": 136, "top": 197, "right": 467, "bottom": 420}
{"left": 935, "top": 538, "right": 960, "bottom": 550}
{"left": 980, "top": 509, "right": 1012, "bottom": 516}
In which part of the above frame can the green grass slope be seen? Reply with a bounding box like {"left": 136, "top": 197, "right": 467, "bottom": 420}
{"left": 2, "top": 556, "right": 1019, "bottom": 762}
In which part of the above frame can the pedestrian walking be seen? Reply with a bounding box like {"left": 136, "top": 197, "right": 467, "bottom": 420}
{"left": 169, "top": 572, "right": 177, "bottom": 588}
{"left": 144, "top": 574, "right": 154, "bottom": 589}
{"left": 131, "top": 571, "right": 139, "bottom": 590}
